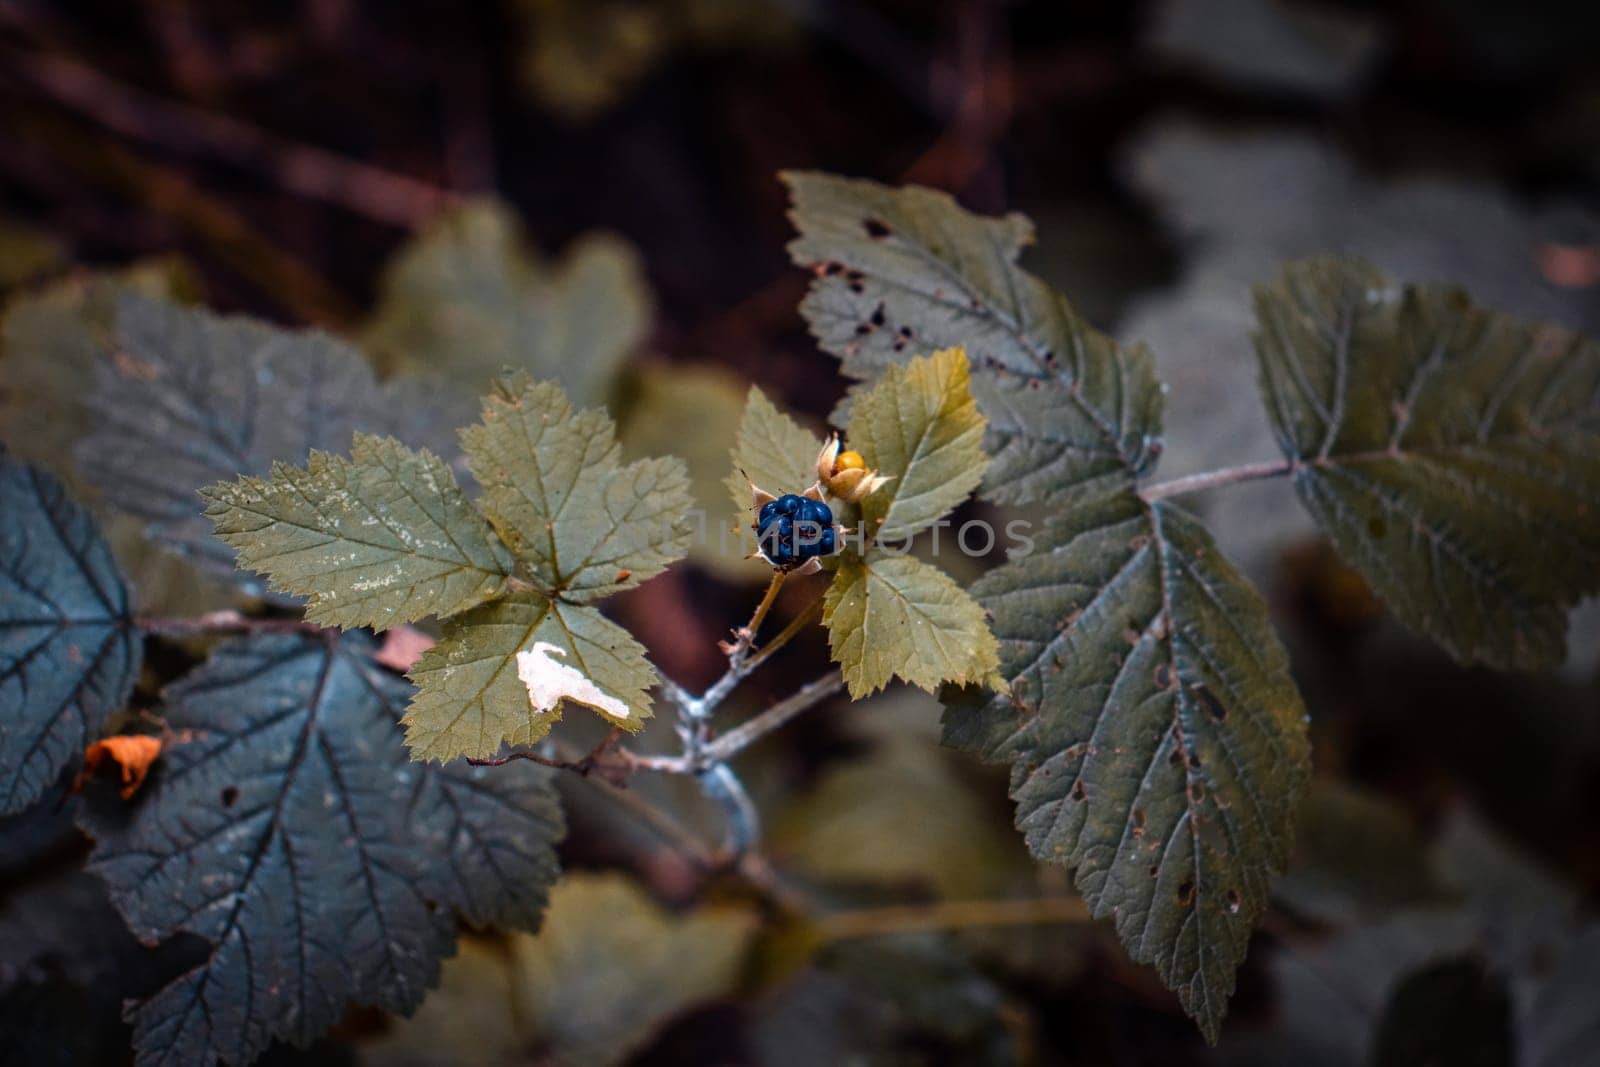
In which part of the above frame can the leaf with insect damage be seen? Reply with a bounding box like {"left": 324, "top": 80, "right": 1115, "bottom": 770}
{"left": 75, "top": 632, "right": 562, "bottom": 1067}
{"left": 942, "top": 486, "right": 1309, "bottom": 1041}
{"left": 783, "top": 171, "right": 1163, "bottom": 506}
{"left": 365, "top": 199, "right": 652, "bottom": 405}
{"left": 403, "top": 590, "right": 656, "bottom": 761}
{"left": 73, "top": 296, "right": 475, "bottom": 592}
{"left": 0, "top": 454, "right": 141, "bottom": 816}
{"left": 200, "top": 434, "right": 513, "bottom": 630}
{"left": 1252, "top": 257, "right": 1600, "bottom": 669}
{"left": 463, "top": 372, "right": 693, "bottom": 603}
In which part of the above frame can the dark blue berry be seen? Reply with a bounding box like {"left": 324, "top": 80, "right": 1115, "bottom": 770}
{"left": 756, "top": 495, "right": 836, "bottom": 568}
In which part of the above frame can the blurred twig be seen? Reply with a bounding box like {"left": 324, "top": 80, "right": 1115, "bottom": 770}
{"left": 815, "top": 895, "right": 1093, "bottom": 943}
{"left": 0, "top": 109, "right": 357, "bottom": 325}
{"left": 0, "top": 30, "right": 455, "bottom": 227}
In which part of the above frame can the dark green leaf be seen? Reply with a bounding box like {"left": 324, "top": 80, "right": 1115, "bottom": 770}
{"left": 943, "top": 487, "right": 1309, "bottom": 1041}
{"left": 201, "top": 434, "right": 513, "bottom": 630}
{"left": 783, "top": 171, "right": 1163, "bottom": 505}
{"left": 76, "top": 632, "right": 563, "bottom": 1067}
{"left": 76, "top": 296, "right": 476, "bottom": 592}
{"left": 1, "top": 454, "right": 140, "bottom": 815}
{"left": 1252, "top": 257, "right": 1600, "bottom": 669}
{"left": 0, "top": 263, "right": 187, "bottom": 480}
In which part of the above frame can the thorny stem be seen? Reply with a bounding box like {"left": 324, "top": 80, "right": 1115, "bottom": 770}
{"left": 1137, "top": 459, "right": 1295, "bottom": 502}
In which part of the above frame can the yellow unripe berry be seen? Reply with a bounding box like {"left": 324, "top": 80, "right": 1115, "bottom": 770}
{"left": 834, "top": 450, "right": 866, "bottom": 474}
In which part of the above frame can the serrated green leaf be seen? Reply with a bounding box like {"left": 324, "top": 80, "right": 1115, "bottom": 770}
{"left": 847, "top": 346, "right": 988, "bottom": 534}
{"left": 75, "top": 632, "right": 563, "bottom": 1067}
{"left": 201, "top": 434, "right": 513, "bottom": 630}
{"left": 724, "top": 385, "right": 825, "bottom": 514}
{"left": 73, "top": 296, "right": 476, "bottom": 592}
{"left": 0, "top": 263, "right": 187, "bottom": 480}
{"left": 1252, "top": 257, "right": 1600, "bottom": 669}
{"left": 1, "top": 454, "right": 141, "bottom": 815}
{"left": 941, "top": 487, "right": 1310, "bottom": 1042}
{"left": 825, "top": 552, "right": 1000, "bottom": 698}
{"left": 366, "top": 199, "right": 651, "bottom": 405}
{"left": 783, "top": 171, "right": 1163, "bottom": 505}
{"left": 403, "top": 590, "right": 656, "bottom": 760}
{"left": 464, "top": 373, "right": 693, "bottom": 602}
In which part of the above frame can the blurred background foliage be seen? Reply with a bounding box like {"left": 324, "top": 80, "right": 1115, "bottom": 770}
{"left": 0, "top": 0, "right": 1597, "bottom": 1063}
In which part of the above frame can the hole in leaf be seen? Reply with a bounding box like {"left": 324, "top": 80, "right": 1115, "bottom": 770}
{"left": 1177, "top": 880, "right": 1196, "bottom": 907}
{"left": 863, "top": 217, "right": 892, "bottom": 239}
{"left": 1071, "top": 780, "right": 1086, "bottom": 801}
{"left": 1192, "top": 684, "right": 1227, "bottom": 722}
{"left": 221, "top": 786, "right": 239, "bottom": 807}
{"left": 1226, "top": 890, "right": 1241, "bottom": 914}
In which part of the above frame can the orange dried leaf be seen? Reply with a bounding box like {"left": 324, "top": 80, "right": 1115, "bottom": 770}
{"left": 77, "top": 735, "right": 164, "bottom": 799}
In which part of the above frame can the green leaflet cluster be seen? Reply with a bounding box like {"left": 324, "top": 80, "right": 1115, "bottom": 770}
{"left": 204, "top": 370, "right": 695, "bottom": 760}
{"left": 785, "top": 171, "right": 1310, "bottom": 1041}
{"left": 1252, "top": 258, "right": 1600, "bottom": 670}
{"left": 0, "top": 450, "right": 567, "bottom": 1067}
{"left": 726, "top": 349, "right": 1001, "bottom": 698}
{"left": 785, "top": 172, "right": 1600, "bottom": 1041}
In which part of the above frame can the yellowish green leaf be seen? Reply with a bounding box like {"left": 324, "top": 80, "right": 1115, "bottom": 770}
{"left": 824, "top": 551, "right": 1000, "bottom": 698}
{"left": 724, "top": 385, "right": 825, "bottom": 515}
{"left": 464, "top": 373, "right": 693, "bottom": 602}
{"left": 201, "top": 434, "right": 513, "bottom": 631}
{"left": 772, "top": 733, "right": 1030, "bottom": 899}
{"left": 846, "top": 346, "right": 988, "bottom": 535}
{"left": 366, "top": 873, "right": 757, "bottom": 1067}
{"left": 403, "top": 591, "right": 655, "bottom": 760}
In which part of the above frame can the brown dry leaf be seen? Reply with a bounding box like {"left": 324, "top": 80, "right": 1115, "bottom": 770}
{"left": 75, "top": 735, "right": 164, "bottom": 799}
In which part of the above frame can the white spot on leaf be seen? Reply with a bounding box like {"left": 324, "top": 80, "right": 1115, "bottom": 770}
{"left": 515, "top": 641, "right": 629, "bottom": 720}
